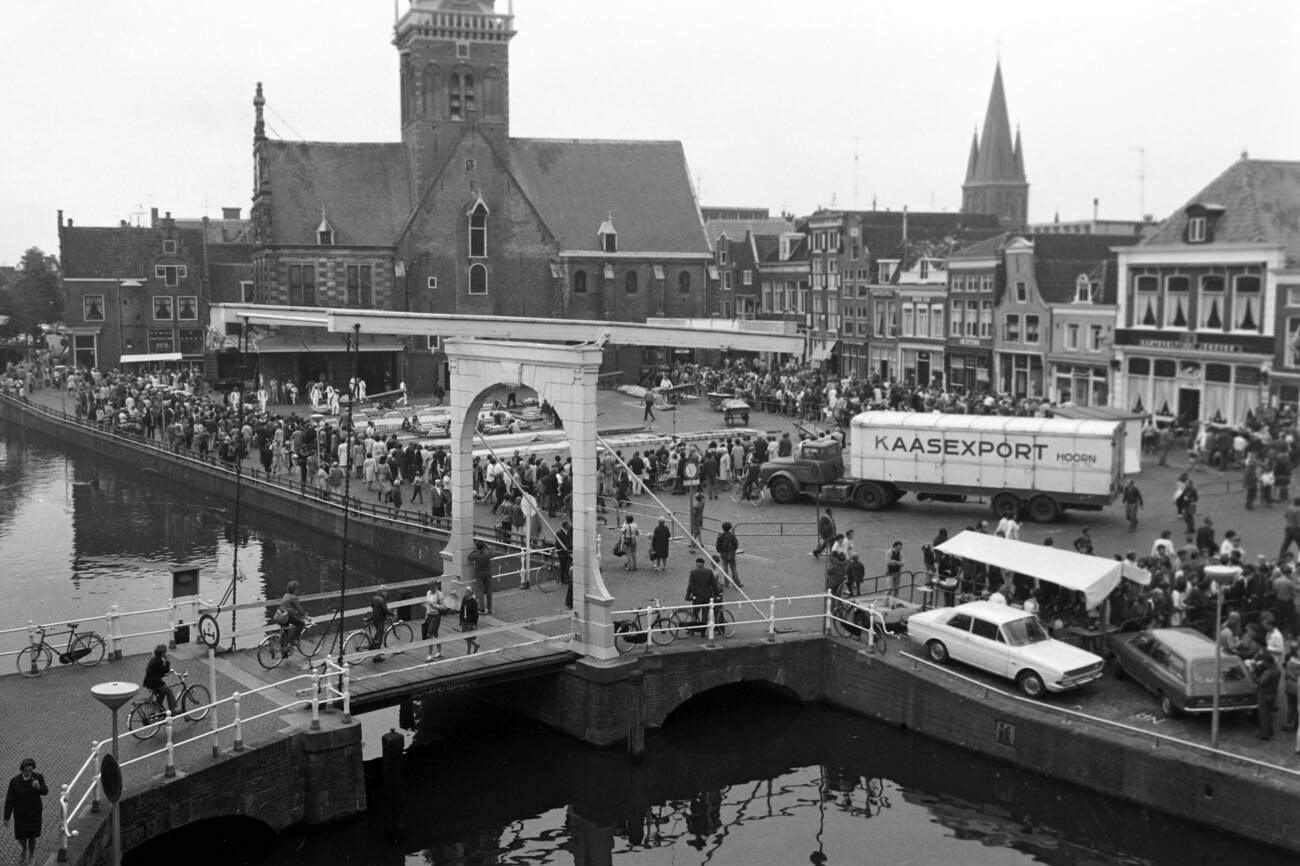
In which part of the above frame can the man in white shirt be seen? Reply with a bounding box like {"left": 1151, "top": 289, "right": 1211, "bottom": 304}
{"left": 1150, "top": 530, "right": 1175, "bottom": 563}
{"left": 995, "top": 515, "right": 1020, "bottom": 541}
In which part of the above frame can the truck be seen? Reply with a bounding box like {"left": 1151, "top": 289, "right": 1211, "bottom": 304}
{"left": 757, "top": 411, "right": 1128, "bottom": 522}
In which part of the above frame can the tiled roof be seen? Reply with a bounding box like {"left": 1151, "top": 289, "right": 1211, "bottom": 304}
{"left": 264, "top": 140, "right": 411, "bottom": 246}
{"left": 171, "top": 217, "right": 254, "bottom": 244}
{"left": 205, "top": 242, "right": 255, "bottom": 265}
{"left": 950, "top": 231, "right": 1011, "bottom": 260}
{"left": 704, "top": 217, "right": 794, "bottom": 248}
{"left": 855, "top": 211, "right": 1003, "bottom": 264}
{"left": 1032, "top": 234, "right": 1138, "bottom": 304}
{"left": 1140, "top": 159, "right": 1300, "bottom": 266}
{"left": 510, "top": 138, "right": 711, "bottom": 254}
{"left": 59, "top": 226, "right": 207, "bottom": 279}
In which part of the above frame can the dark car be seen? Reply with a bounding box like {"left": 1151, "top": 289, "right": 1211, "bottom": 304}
{"left": 1107, "top": 627, "right": 1256, "bottom": 718}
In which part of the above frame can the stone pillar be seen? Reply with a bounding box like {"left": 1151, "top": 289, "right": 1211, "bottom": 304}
{"left": 443, "top": 352, "right": 477, "bottom": 576}
{"left": 301, "top": 722, "right": 365, "bottom": 825}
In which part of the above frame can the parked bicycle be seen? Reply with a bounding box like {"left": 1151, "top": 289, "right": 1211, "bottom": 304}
{"left": 17, "top": 622, "right": 107, "bottom": 677}
{"left": 613, "top": 599, "right": 677, "bottom": 653}
{"left": 127, "top": 671, "right": 212, "bottom": 739}
{"left": 342, "top": 613, "right": 415, "bottom": 657}
{"left": 665, "top": 597, "right": 736, "bottom": 639}
{"left": 526, "top": 549, "right": 562, "bottom": 593}
{"left": 730, "top": 481, "right": 766, "bottom": 506}
{"left": 829, "top": 592, "right": 888, "bottom": 654}
{"left": 257, "top": 617, "right": 329, "bottom": 670}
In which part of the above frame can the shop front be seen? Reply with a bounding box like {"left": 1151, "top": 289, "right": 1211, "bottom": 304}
{"left": 900, "top": 345, "right": 943, "bottom": 389}
{"left": 1115, "top": 332, "right": 1272, "bottom": 426}
{"left": 946, "top": 348, "right": 992, "bottom": 396}
{"left": 867, "top": 343, "right": 894, "bottom": 382}
{"left": 998, "top": 352, "right": 1044, "bottom": 398}
{"left": 1048, "top": 362, "right": 1110, "bottom": 407}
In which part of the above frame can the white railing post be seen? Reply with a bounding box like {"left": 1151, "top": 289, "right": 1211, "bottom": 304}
{"left": 310, "top": 673, "right": 321, "bottom": 731}
{"left": 163, "top": 711, "right": 176, "bottom": 778}
{"left": 341, "top": 664, "right": 352, "bottom": 724}
{"left": 166, "top": 600, "right": 178, "bottom": 649}
{"left": 26, "top": 621, "right": 39, "bottom": 676}
{"left": 645, "top": 603, "right": 654, "bottom": 647}
{"left": 767, "top": 596, "right": 777, "bottom": 642}
{"left": 705, "top": 601, "right": 718, "bottom": 648}
{"left": 57, "top": 783, "right": 71, "bottom": 862}
{"left": 209, "top": 647, "right": 220, "bottom": 757}
{"left": 105, "top": 605, "right": 122, "bottom": 659}
{"left": 232, "top": 692, "right": 244, "bottom": 751}
{"left": 823, "top": 590, "right": 833, "bottom": 635}
{"left": 90, "top": 756, "right": 101, "bottom": 813}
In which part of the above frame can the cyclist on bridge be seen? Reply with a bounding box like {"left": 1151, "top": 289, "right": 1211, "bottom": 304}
{"left": 142, "top": 645, "right": 177, "bottom": 715}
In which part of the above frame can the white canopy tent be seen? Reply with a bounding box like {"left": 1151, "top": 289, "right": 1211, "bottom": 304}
{"left": 936, "top": 531, "right": 1149, "bottom": 609}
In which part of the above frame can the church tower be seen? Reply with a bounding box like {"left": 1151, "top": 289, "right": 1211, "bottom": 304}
{"left": 395, "top": 0, "right": 515, "bottom": 197}
{"left": 962, "top": 62, "right": 1028, "bottom": 227}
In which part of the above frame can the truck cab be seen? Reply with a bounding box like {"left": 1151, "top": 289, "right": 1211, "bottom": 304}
{"left": 759, "top": 438, "right": 845, "bottom": 504}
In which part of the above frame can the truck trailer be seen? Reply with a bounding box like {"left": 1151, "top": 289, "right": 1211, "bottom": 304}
{"left": 758, "top": 411, "right": 1127, "bottom": 522}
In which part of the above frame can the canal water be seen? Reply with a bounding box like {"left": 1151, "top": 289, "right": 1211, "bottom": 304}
{"left": 1, "top": 426, "right": 1289, "bottom": 865}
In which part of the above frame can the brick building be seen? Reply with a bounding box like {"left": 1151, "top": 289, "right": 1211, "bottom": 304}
{"left": 248, "top": 0, "right": 712, "bottom": 392}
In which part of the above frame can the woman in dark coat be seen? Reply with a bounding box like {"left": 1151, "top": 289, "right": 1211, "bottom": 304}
{"left": 650, "top": 518, "right": 672, "bottom": 573}
{"left": 4, "top": 757, "right": 48, "bottom": 863}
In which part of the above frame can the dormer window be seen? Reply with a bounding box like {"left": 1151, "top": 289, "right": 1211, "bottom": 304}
{"left": 597, "top": 214, "right": 617, "bottom": 253}
{"left": 162, "top": 239, "right": 177, "bottom": 255}
{"left": 467, "top": 197, "right": 488, "bottom": 258}
{"left": 1188, "top": 216, "right": 1207, "bottom": 243}
{"left": 316, "top": 208, "right": 334, "bottom": 246}
{"left": 1074, "top": 274, "right": 1093, "bottom": 303}
{"left": 1183, "top": 202, "right": 1223, "bottom": 244}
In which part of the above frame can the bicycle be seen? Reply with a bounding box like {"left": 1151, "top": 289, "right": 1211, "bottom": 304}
{"left": 730, "top": 481, "right": 766, "bottom": 506}
{"left": 526, "top": 549, "right": 562, "bottom": 593}
{"left": 17, "top": 622, "right": 107, "bottom": 677}
{"left": 342, "top": 614, "right": 415, "bottom": 657}
{"left": 829, "top": 592, "right": 888, "bottom": 654}
{"left": 665, "top": 597, "right": 736, "bottom": 639}
{"left": 127, "top": 671, "right": 212, "bottom": 740}
{"left": 257, "top": 617, "right": 326, "bottom": 670}
{"left": 613, "top": 599, "right": 677, "bottom": 653}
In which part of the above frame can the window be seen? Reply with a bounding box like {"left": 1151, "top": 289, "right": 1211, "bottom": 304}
{"left": 718, "top": 243, "right": 728, "bottom": 265}
{"left": 1074, "top": 274, "right": 1092, "bottom": 303}
{"left": 624, "top": 271, "right": 638, "bottom": 294}
{"left": 469, "top": 263, "right": 487, "bottom": 295}
{"left": 952, "top": 275, "right": 965, "bottom": 293}
{"left": 83, "top": 295, "right": 104, "bottom": 322}
{"left": 426, "top": 335, "right": 440, "bottom": 351}
{"left": 317, "top": 229, "right": 333, "bottom": 246}
{"left": 902, "top": 303, "right": 915, "bottom": 337}
{"left": 1233, "top": 275, "right": 1261, "bottom": 331}
{"left": 851, "top": 240, "right": 860, "bottom": 259}
{"left": 980, "top": 274, "right": 994, "bottom": 292}
{"left": 464, "top": 158, "right": 477, "bottom": 172}
{"left": 422, "top": 65, "right": 441, "bottom": 117}
{"left": 482, "top": 68, "right": 504, "bottom": 117}
{"left": 722, "top": 271, "right": 733, "bottom": 291}
{"left": 1066, "top": 323, "right": 1079, "bottom": 349}
{"left": 346, "top": 265, "right": 373, "bottom": 307}
{"left": 1025, "top": 314, "right": 1040, "bottom": 343}
{"left": 1089, "top": 325, "right": 1104, "bottom": 352}
{"left": 1015, "top": 281, "right": 1027, "bottom": 302}
{"left": 931, "top": 304, "right": 944, "bottom": 338}
{"left": 920, "top": 260, "right": 930, "bottom": 280}
{"left": 1004, "top": 314, "right": 1020, "bottom": 342}
{"left": 601, "top": 229, "right": 617, "bottom": 253}
{"left": 468, "top": 202, "right": 487, "bottom": 258}
{"left": 1134, "top": 274, "right": 1159, "bottom": 326}
{"left": 240, "top": 280, "right": 255, "bottom": 303}
{"left": 73, "top": 334, "right": 97, "bottom": 368}
{"left": 947, "top": 613, "right": 973, "bottom": 632}
{"left": 678, "top": 271, "right": 691, "bottom": 294}
{"left": 573, "top": 270, "right": 587, "bottom": 294}
{"left": 456, "top": 41, "right": 470, "bottom": 59}
{"left": 742, "top": 269, "right": 753, "bottom": 287}
{"left": 428, "top": 277, "right": 438, "bottom": 290}
{"left": 762, "top": 284, "right": 772, "bottom": 312}
{"left": 154, "top": 265, "right": 185, "bottom": 287}
{"left": 971, "top": 618, "right": 1000, "bottom": 641}
{"left": 1165, "top": 276, "right": 1190, "bottom": 328}
{"left": 1198, "top": 275, "right": 1225, "bottom": 330}
{"left": 878, "top": 262, "right": 893, "bottom": 283}
{"left": 449, "top": 71, "right": 475, "bottom": 119}
{"left": 980, "top": 301, "right": 993, "bottom": 337}
{"left": 288, "top": 264, "right": 316, "bottom": 306}
{"left": 1188, "top": 216, "right": 1207, "bottom": 243}
{"left": 162, "top": 239, "right": 177, "bottom": 255}
{"left": 153, "top": 295, "right": 173, "bottom": 321}
{"left": 915, "top": 304, "right": 929, "bottom": 337}
{"left": 967, "top": 300, "right": 979, "bottom": 337}
{"left": 176, "top": 296, "right": 197, "bottom": 321}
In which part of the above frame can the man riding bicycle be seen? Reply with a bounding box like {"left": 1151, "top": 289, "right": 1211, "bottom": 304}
{"left": 278, "top": 580, "right": 309, "bottom": 648}
{"left": 368, "top": 586, "right": 392, "bottom": 660}
{"left": 741, "top": 454, "right": 763, "bottom": 501}
{"left": 142, "top": 644, "right": 177, "bottom": 715}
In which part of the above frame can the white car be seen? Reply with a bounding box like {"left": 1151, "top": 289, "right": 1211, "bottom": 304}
{"left": 907, "top": 601, "right": 1104, "bottom": 698}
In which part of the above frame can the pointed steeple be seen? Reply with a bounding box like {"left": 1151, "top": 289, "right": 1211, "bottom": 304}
{"left": 1013, "top": 126, "right": 1025, "bottom": 179}
{"left": 253, "top": 81, "right": 265, "bottom": 143}
{"left": 965, "top": 129, "right": 980, "bottom": 183}
{"left": 973, "top": 62, "right": 1018, "bottom": 183}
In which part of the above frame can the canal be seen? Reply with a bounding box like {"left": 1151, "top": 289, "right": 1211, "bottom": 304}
{"left": 1, "top": 426, "right": 1290, "bottom": 865}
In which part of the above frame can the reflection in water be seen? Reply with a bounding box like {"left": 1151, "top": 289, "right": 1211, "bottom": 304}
{"left": 260, "top": 690, "right": 1292, "bottom": 866}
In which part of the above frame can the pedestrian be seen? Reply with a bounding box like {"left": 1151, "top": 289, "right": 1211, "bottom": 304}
{"left": 1122, "top": 480, "right": 1144, "bottom": 531}
{"left": 620, "top": 515, "right": 640, "bottom": 572}
{"left": 1244, "top": 455, "right": 1259, "bottom": 511}
{"left": 650, "top": 518, "right": 671, "bottom": 573}
{"left": 685, "top": 557, "right": 718, "bottom": 634}
{"left": 643, "top": 390, "right": 656, "bottom": 422}
{"left": 715, "top": 521, "right": 741, "bottom": 588}
{"left": 886, "top": 540, "right": 903, "bottom": 594}
{"left": 1282, "top": 641, "right": 1300, "bottom": 733}
{"left": 1281, "top": 498, "right": 1300, "bottom": 561}
{"left": 689, "top": 493, "right": 705, "bottom": 551}
{"left": 1253, "top": 651, "right": 1281, "bottom": 740}
{"left": 459, "top": 584, "right": 480, "bottom": 655}
{"left": 1179, "top": 477, "right": 1199, "bottom": 535}
{"left": 422, "top": 578, "right": 452, "bottom": 661}
{"left": 468, "top": 539, "right": 494, "bottom": 615}
{"left": 812, "top": 508, "right": 836, "bottom": 557}
{"left": 4, "top": 758, "right": 48, "bottom": 864}
{"left": 1073, "top": 527, "right": 1094, "bottom": 555}
{"left": 846, "top": 553, "right": 865, "bottom": 597}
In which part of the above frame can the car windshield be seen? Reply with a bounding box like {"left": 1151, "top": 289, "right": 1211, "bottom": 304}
{"left": 1191, "top": 658, "right": 1248, "bottom": 685}
{"left": 1002, "top": 616, "right": 1049, "bottom": 647}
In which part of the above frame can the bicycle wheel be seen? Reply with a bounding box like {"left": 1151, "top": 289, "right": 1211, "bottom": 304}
{"left": 182, "top": 684, "right": 212, "bottom": 721}
{"left": 829, "top": 600, "right": 857, "bottom": 638}
{"left": 384, "top": 620, "right": 415, "bottom": 649}
{"left": 128, "top": 702, "right": 162, "bottom": 740}
{"left": 614, "top": 620, "right": 642, "bottom": 654}
{"left": 342, "top": 630, "right": 371, "bottom": 658}
{"left": 257, "top": 634, "right": 285, "bottom": 670}
{"left": 197, "top": 614, "right": 221, "bottom": 649}
{"left": 16, "top": 644, "right": 52, "bottom": 677}
{"left": 297, "top": 623, "right": 323, "bottom": 661}
{"left": 870, "top": 620, "right": 888, "bottom": 655}
{"left": 711, "top": 608, "right": 736, "bottom": 638}
{"left": 649, "top": 615, "right": 677, "bottom": 646}
{"left": 667, "top": 609, "right": 696, "bottom": 639}
{"left": 71, "top": 633, "right": 107, "bottom": 667}
{"left": 535, "top": 563, "right": 559, "bottom": 592}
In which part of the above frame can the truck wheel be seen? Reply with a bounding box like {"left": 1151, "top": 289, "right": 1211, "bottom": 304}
{"left": 768, "top": 477, "right": 798, "bottom": 504}
{"left": 991, "top": 492, "right": 1020, "bottom": 519}
{"left": 1026, "top": 495, "right": 1060, "bottom": 523}
{"left": 854, "top": 483, "right": 886, "bottom": 511}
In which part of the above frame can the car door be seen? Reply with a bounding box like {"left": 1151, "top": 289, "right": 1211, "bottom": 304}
{"left": 966, "top": 617, "right": 1011, "bottom": 678}
{"left": 1123, "top": 634, "right": 1158, "bottom": 694}
{"left": 942, "top": 612, "right": 975, "bottom": 664}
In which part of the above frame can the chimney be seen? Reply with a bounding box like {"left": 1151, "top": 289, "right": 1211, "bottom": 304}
{"left": 1093, "top": 198, "right": 1099, "bottom": 221}
{"left": 165, "top": 211, "right": 173, "bottom": 231}
{"left": 151, "top": 207, "right": 159, "bottom": 225}
{"left": 221, "top": 207, "right": 241, "bottom": 220}
{"left": 57, "top": 210, "right": 63, "bottom": 228}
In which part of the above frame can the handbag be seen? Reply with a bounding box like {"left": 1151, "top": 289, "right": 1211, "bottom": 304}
{"left": 613, "top": 541, "right": 625, "bottom": 557}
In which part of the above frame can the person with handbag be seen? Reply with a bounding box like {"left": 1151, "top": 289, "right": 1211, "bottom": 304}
{"left": 620, "top": 515, "right": 640, "bottom": 572}
{"left": 4, "top": 758, "right": 48, "bottom": 864}
{"left": 422, "top": 578, "right": 453, "bottom": 661}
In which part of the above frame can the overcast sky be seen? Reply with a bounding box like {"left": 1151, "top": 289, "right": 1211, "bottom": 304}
{"left": 2, "top": 0, "right": 1296, "bottom": 264}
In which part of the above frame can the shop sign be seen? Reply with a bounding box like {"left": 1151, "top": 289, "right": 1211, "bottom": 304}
{"left": 1116, "top": 329, "right": 1271, "bottom": 355}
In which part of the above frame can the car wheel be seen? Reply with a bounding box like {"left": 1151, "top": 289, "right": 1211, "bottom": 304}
{"left": 768, "top": 477, "right": 798, "bottom": 504}
{"left": 854, "top": 483, "right": 886, "bottom": 511}
{"left": 1017, "top": 670, "right": 1046, "bottom": 699}
{"left": 991, "top": 492, "right": 1020, "bottom": 519}
{"left": 1158, "top": 692, "right": 1177, "bottom": 718}
{"left": 1026, "top": 495, "right": 1060, "bottom": 523}
{"left": 926, "top": 640, "right": 948, "bottom": 664}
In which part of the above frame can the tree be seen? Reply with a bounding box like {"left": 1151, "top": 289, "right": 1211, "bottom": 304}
{"left": 5, "top": 247, "right": 62, "bottom": 340}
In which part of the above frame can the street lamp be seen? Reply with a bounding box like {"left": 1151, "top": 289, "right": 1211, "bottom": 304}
{"left": 90, "top": 682, "right": 137, "bottom": 866}
{"left": 1205, "top": 564, "right": 1239, "bottom": 748}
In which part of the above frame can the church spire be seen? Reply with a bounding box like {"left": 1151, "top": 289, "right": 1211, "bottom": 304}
{"left": 1013, "top": 125, "right": 1025, "bottom": 178}
{"left": 972, "top": 61, "right": 1019, "bottom": 183}
{"left": 965, "top": 128, "right": 979, "bottom": 183}
{"left": 961, "top": 61, "right": 1029, "bottom": 226}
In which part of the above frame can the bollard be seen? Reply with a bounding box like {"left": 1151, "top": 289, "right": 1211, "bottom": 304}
{"left": 164, "top": 711, "right": 176, "bottom": 778}
{"left": 341, "top": 664, "right": 353, "bottom": 724}
{"left": 232, "top": 692, "right": 244, "bottom": 751}
{"left": 767, "top": 596, "right": 777, "bottom": 642}
{"left": 381, "top": 728, "right": 405, "bottom": 840}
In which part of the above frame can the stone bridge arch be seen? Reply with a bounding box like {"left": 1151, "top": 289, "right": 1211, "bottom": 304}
{"left": 442, "top": 338, "right": 616, "bottom": 658}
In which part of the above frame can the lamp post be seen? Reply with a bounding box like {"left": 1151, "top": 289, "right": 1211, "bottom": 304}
{"left": 337, "top": 324, "right": 361, "bottom": 680}
{"left": 1205, "top": 564, "right": 1239, "bottom": 748}
{"left": 90, "top": 682, "right": 137, "bottom": 866}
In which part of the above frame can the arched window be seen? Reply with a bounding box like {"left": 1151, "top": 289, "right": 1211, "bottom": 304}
{"left": 449, "top": 70, "right": 476, "bottom": 120}
{"left": 573, "top": 271, "right": 587, "bottom": 294}
{"left": 468, "top": 201, "right": 487, "bottom": 258}
{"left": 678, "top": 271, "right": 691, "bottom": 294}
{"left": 625, "top": 271, "right": 638, "bottom": 294}
{"left": 483, "top": 68, "right": 504, "bottom": 118}
{"left": 400, "top": 56, "right": 413, "bottom": 125}
{"left": 469, "top": 263, "right": 487, "bottom": 295}
{"left": 422, "top": 65, "right": 441, "bottom": 118}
